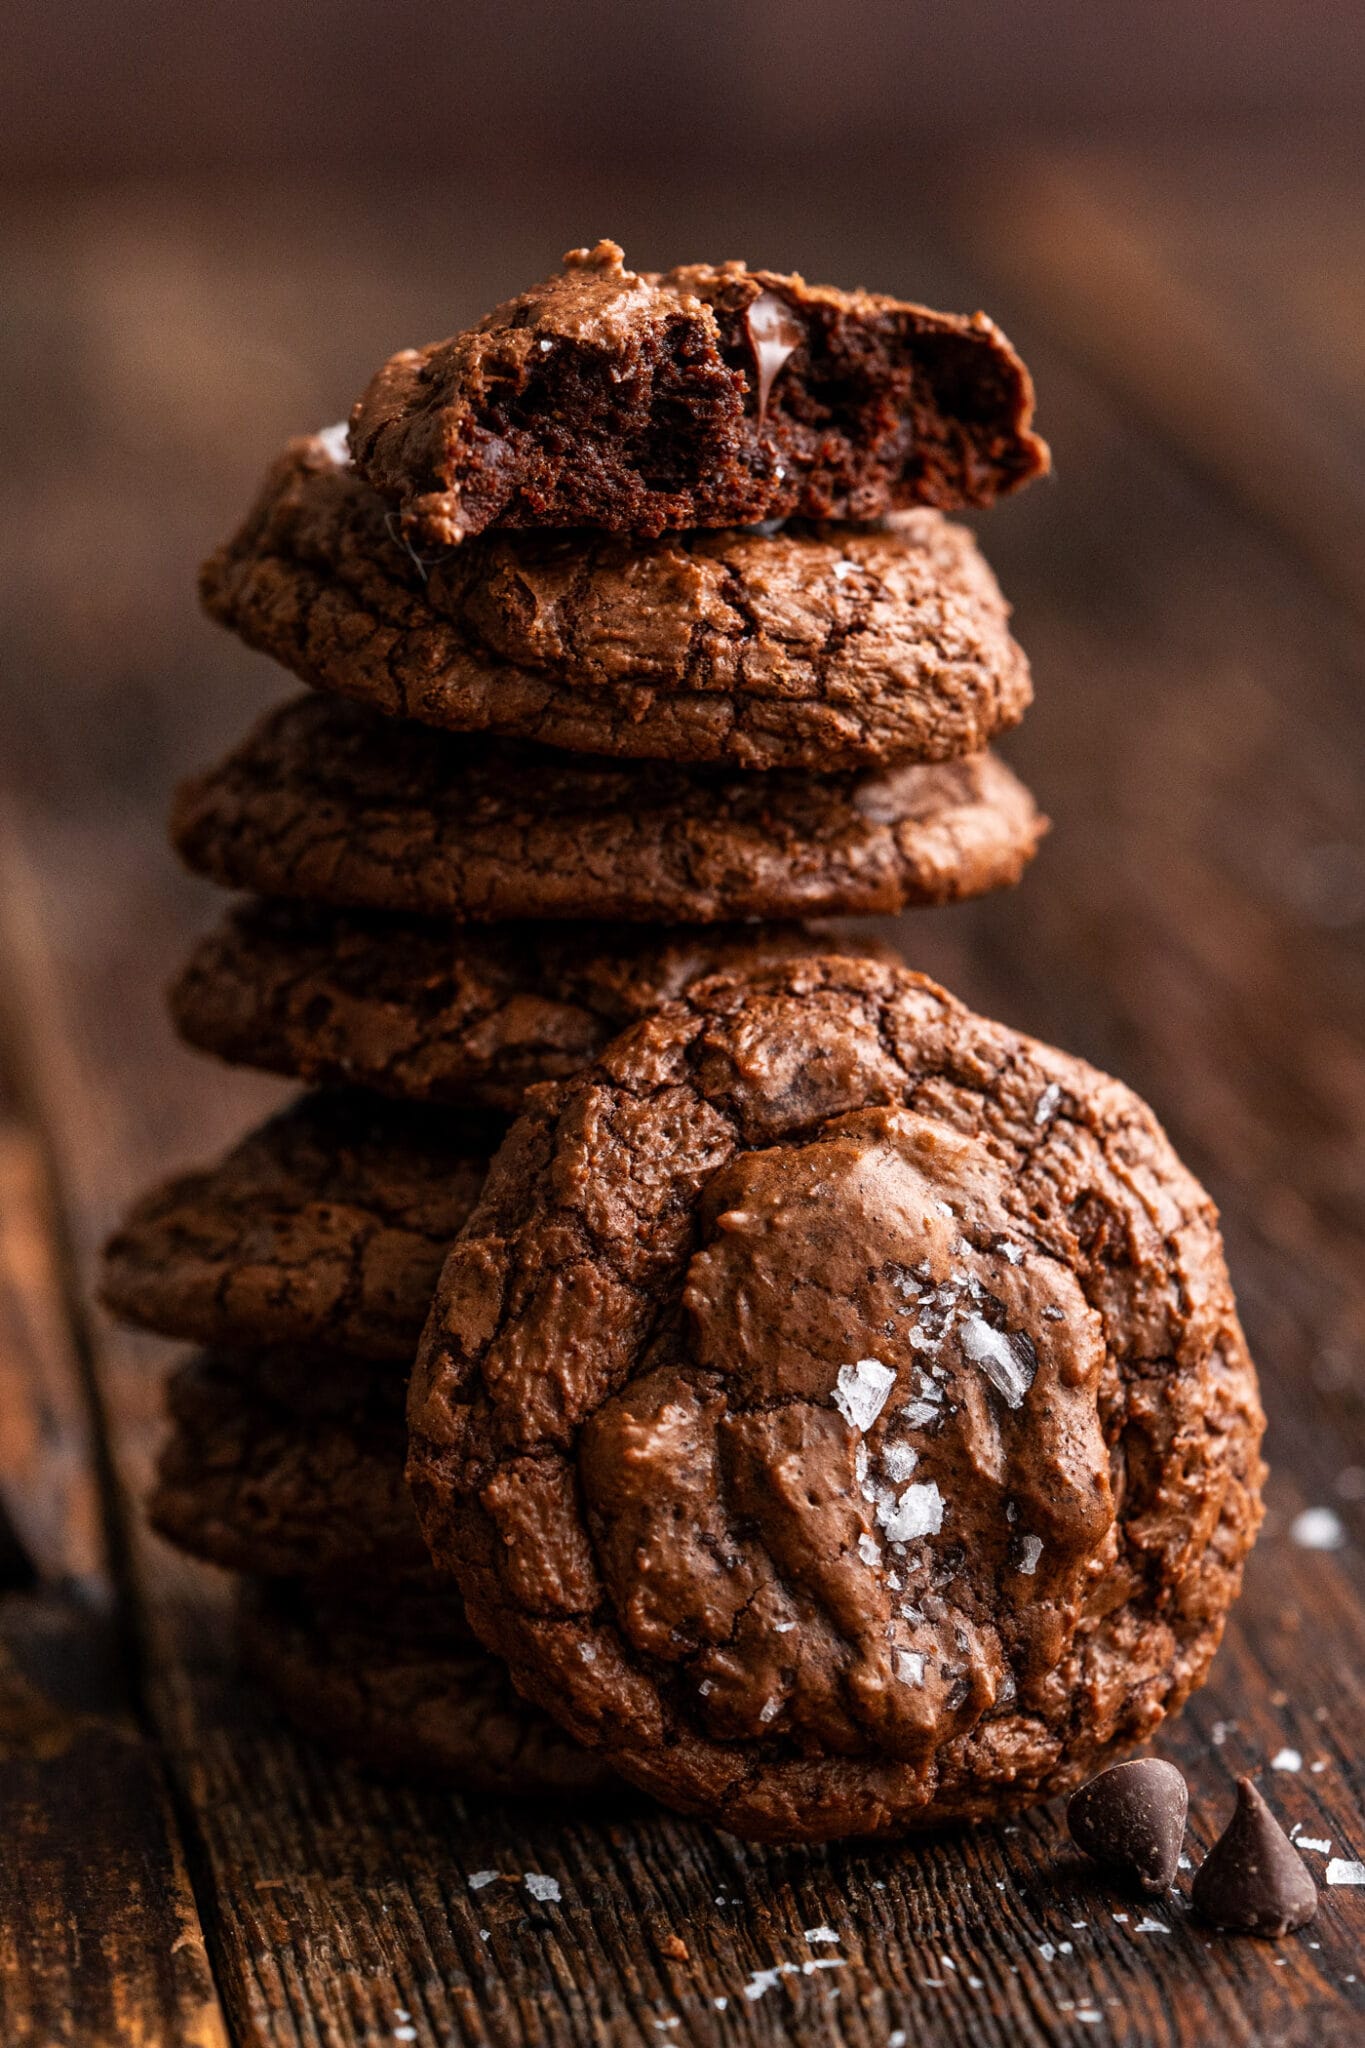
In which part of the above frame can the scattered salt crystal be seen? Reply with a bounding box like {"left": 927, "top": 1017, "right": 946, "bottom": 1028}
{"left": 961, "top": 1313, "right": 1036, "bottom": 1409}
{"left": 883, "top": 1442, "right": 919, "bottom": 1483}
{"left": 315, "top": 421, "right": 350, "bottom": 466}
{"left": 833, "top": 1359, "right": 897, "bottom": 1432}
{"left": 1211, "top": 1719, "right": 1236, "bottom": 1746}
{"left": 1134, "top": 1916, "right": 1169, "bottom": 1934}
{"left": 857, "top": 1533, "right": 881, "bottom": 1567}
{"left": 1111, "top": 1912, "right": 1128, "bottom": 1923}
{"left": 394, "top": 2030, "right": 417, "bottom": 2042}
{"left": 1038, "top": 1942, "right": 1056, "bottom": 1961}
{"left": 713, "top": 1998, "right": 727, "bottom": 2011}
{"left": 888, "top": 2033, "right": 907, "bottom": 2047}
{"left": 467, "top": 1870, "right": 499, "bottom": 1890}
{"left": 579, "top": 1643, "right": 597, "bottom": 1662}
{"left": 895, "top": 1651, "right": 925, "bottom": 1686}
{"left": 744, "top": 1965, "right": 799, "bottom": 2001}
{"left": 903, "top": 1400, "right": 941, "bottom": 1427}
{"left": 538, "top": 337, "right": 553, "bottom": 351}
{"left": 1296, "top": 1836, "right": 1332, "bottom": 1854}
{"left": 1034, "top": 1082, "right": 1062, "bottom": 1126}
{"left": 1017, "top": 1535, "right": 1044, "bottom": 1576}
{"left": 1271, "top": 1747, "right": 1302, "bottom": 1771}
{"left": 831, "top": 560, "right": 857, "bottom": 582}
{"left": 805, "top": 1925, "right": 840, "bottom": 1944}
{"left": 1311, "top": 1760, "right": 1328, "bottom": 1773}
{"left": 758, "top": 1698, "right": 782, "bottom": 1724}
{"left": 1292, "top": 1506, "right": 1346, "bottom": 1550}
{"left": 879, "top": 1481, "right": 944, "bottom": 1543}
{"left": 997, "top": 1239, "right": 1025, "bottom": 1265}
{"left": 1326, "top": 1859, "right": 1365, "bottom": 1886}
{"left": 524, "top": 1873, "right": 561, "bottom": 1902}
{"left": 774, "top": 1619, "right": 796, "bottom": 1633}
{"left": 855, "top": 1442, "right": 869, "bottom": 1483}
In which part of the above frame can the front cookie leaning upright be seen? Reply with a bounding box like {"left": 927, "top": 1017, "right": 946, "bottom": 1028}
{"left": 407, "top": 955, "right": 1265, "bottom": 1843}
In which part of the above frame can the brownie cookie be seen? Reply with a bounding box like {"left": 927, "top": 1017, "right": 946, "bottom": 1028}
{"left": 239, "top": 1577, "right": 613, "bottom": 1796}
{"left": 169, "top": 901, "right": 890, "bottom": 1113}
{"left": 201, "top": 434, "right": 1031, "bottom": 772}
{"left": 102, "top": 1092, "right": 493, "bottom": 1361}
{"left": 150, "top": 1350, "right": 426, "bottom": 1581}
{"left": 350, "top": 241, "right": 1048, "bottom": 545}
{"left": 171, "top": 697, "right": 1046, "bottom": 925}
{"left": 407, "top": 955, "right": 1265, "bottom": 1843}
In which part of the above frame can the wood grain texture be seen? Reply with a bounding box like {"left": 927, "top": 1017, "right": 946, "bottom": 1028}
{"left": 0, "top": 1051, "right": 228, "bottom": 2048}
{"left": 0, "top": 154, "right": 1363, "bottom": 2043}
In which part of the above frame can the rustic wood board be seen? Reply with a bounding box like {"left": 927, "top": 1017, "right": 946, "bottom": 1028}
{"left": 0, "top": 154, "right": 1363, "bottom": 2043}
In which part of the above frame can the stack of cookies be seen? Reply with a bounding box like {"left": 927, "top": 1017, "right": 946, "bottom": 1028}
{"left": 102, "top": 244, "right": 1264, "bottom": 1834}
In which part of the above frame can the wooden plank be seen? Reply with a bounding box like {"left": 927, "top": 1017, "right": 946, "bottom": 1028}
{"left": 2, "top": 166, "right": 1364, "bottom": 2044}
{"left": 0, "top": 1038, "right": 229, "bottom": 2047}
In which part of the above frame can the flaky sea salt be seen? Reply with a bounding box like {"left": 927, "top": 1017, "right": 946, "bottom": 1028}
{"left": 883, "top": 1441, "right": 919, "bottom": 1483}
{"left": 880, "top": 1481, "right": 944, "bottom": 1543}
{"left": 523, "top": 1873, "right": 561, "bottom": 1903}
{"left": 895, "top": 1651, "right": 925, "bottom": 1686}
{"left": 833, "top": 1359, "right": 896, "bottom": 1432}
{"left": 315, "top": 420, "right": 350, "bottom": 465}
{"left": 1326, "top": 1859, "right": 1365, "bottom": 1886}
{"left": 961, "top": 1313, "right": 1036, "bottom": 1409}
{"left": 1034, "top": 1082, "right": 1062, "bottom": 1126}
{"left": 1271, "top": 1747, "right": 1302, "bottom": 1771}
{"left": 1017, "top": 1535, "right": 1044, "bottom": 1575}
{"left": 467, "top": 1870, "right": 500, "bottom": 1890}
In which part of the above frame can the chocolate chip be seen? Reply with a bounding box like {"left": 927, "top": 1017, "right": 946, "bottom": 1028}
{"left": 1191, "top": 1777, "right": 1318, "bottom": 1936}
{"left": 1067, "top": 1757, "right": 1188, "bottom": 1893}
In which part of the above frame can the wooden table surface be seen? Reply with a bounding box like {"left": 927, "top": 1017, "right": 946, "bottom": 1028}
{"left": 1, "top": 142, "right": 1362, "bottom": 2046}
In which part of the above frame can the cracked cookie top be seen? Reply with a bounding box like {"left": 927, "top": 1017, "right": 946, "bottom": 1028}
{"left": 201, "top": 432, "right": 1031, "bottom": 771}
{"left": 349, "top": 241, "right": 1048, "bottom": 546}
{"left": 407, "top": 955, "right": 1264, "bottom": 1842}
{"left": 151, "top": 1349, "right": 426, "bottom": 1584}
{"left": 101, "top": 1091, "right": 496, "bottom": 1361}
{"left": 169, "top": 900, "right": 888, "bottom": 1113}
{"left": 170, "top": 696, "right": 1046, "bottom": 925}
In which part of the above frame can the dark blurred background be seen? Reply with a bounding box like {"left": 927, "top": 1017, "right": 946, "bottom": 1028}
{"left": 6, "top": 1, "right": 1364, "bottom": 178}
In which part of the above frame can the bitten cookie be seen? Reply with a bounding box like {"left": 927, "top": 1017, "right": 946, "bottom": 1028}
{"left": 171, "top": 696, "right": 1046, "bottom": 925}
{"left": 169, "top": 901, "right": 889, "bottom": 1113}
{"left": 407, "top": 956, "right": 1265, "bottom": 1843}
{"left": 150, "top": 1350, "right": 425, "bottom": 1582}
{"left": 201, "top": 433, "right": 1031, "bottom": 771}
{"left": 239, "top": 1577, "right": 613, "bottom": 1797}
{"left": 101, "top": 1091, "right": 495, "bottom": 1360}
{"left": 350, "top": 241, "right": 1048, "bottom": 545}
